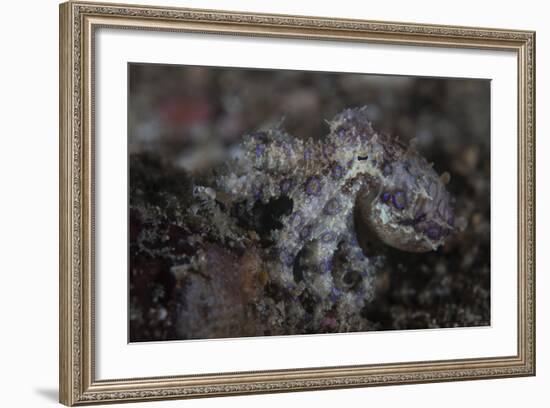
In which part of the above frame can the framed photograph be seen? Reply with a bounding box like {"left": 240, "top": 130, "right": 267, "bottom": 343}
{"left": 59, "top": 1, "right": 536, "bottom": 405}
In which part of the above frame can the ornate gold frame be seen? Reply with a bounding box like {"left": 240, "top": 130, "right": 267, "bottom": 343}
{"left": 59, "top": 1, "right": 536, "bottom": 405}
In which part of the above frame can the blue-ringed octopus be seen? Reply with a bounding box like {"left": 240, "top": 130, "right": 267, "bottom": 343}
{"left": 193, "top": 106, "right": 457, "bottom": 329}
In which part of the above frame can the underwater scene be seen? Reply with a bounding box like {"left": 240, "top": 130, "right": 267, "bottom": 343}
{"left": 128, "top": 63, "right": 490, "bottom": 342}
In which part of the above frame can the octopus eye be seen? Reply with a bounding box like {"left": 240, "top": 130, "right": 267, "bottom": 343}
{"left": 357, "top": 155, "right": 369, "bottom": 161}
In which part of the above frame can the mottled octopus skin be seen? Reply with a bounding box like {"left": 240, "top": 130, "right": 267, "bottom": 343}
{"left": 203, "top": 107, "right": 455, "bottom": 325}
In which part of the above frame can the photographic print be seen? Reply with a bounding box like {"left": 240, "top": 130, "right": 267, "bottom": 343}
{"left": 128, "top": 64, "right": 491, "bottom": 342}
{"left": 60, "top": 3, "right": 535, "bottom": 404}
